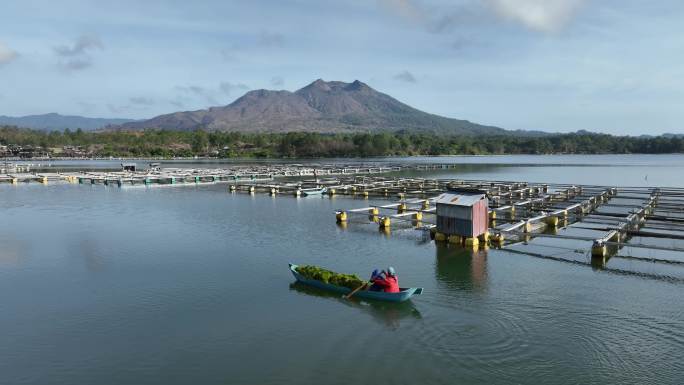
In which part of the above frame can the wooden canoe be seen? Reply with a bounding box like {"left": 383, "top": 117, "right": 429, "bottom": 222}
{"left": 289, "top": 264, "right": 423, "bottom": 303}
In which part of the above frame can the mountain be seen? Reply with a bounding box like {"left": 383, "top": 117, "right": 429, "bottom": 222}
{"left": 120, "top": 79, "right": 506, "bottom": 135}
{"left": 0, "top": 113, "right": 136, "bottom": 131}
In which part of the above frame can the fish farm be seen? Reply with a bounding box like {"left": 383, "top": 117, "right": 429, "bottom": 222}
{"left": 3, "top": 162, "right": 684, "bottom": 278}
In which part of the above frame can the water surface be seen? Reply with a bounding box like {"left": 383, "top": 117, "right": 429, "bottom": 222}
{"left": 1, "top": 155, "right": 682, "bottom": 384}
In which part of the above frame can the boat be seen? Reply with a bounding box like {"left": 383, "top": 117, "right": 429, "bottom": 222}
{"left": 289, "top": 264, "right": 423, "bottom": 303}
{"left": 300, "top": 187, "right": 327, "bottom": 196}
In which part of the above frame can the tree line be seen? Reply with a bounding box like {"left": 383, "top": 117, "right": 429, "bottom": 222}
{"left": 1, "top": 125, "right": 683, "bottom": 158}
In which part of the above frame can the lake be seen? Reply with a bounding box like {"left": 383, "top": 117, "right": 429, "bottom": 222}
{"left": 1, "top": 155, "right": 683, "bottom": 385}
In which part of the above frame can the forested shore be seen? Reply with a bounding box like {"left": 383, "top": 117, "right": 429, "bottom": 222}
{"left": 1, "top": 126, "right": 683, "bottom": 158}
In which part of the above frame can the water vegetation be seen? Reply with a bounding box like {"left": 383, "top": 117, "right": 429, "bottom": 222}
{"left": 296, "top": 265, "right": 365, "bottom": 289}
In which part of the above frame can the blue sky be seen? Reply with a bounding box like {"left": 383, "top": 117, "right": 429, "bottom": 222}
{"left": 0, "top": 0, "right": 682, "bottom": 135}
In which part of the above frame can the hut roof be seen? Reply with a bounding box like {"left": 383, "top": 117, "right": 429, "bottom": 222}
{"left": 435, "top": 192, "right": 486, "bottom": 207}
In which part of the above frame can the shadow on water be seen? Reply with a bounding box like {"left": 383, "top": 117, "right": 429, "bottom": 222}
{"left": 288, "top": 282, "right": 421, "bottom": 330}
{"left": 435, "top": 244, "right": 488, "bottom": 291}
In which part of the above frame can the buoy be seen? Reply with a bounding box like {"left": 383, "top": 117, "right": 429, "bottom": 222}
{"left": 478, "top": 231, "right": 490, "bottom": 242}
{"left": 379, "top": 216, "right": 391, "bottom": 228}
{"left": 434, "top": 232, "right": 447, "bottom": 242}
{"left": 464, "top": 237, "right": 479, "bottom": 248}
{"left": 11, "top": 178, "right": 18, "bottom": 184}
{"left": 328, "top": 188, "right": 336, "bottom": 196}
{"left": 492, "top": 233, "right": 505, "bottom": 244}
{"left": 41, "top": 177, "right": 48, "bottom": 184}
{"left": 421, "top": 200, "right": 430, "bottom": 210}
{"left": 294, "top": 189, "right": 301, "bottom": 197}
{"left": 545, "top": 216, "right": 559, "bottom": 227}
{"left": 447, "top": 235, "right": 461, "bottom": 244}
{"left": 489, "top": 211, "right": 497, "bottom": 220}
{"left": 398, "top": 203, "right": 407, "bottom": 214}
{"left": 591, "top": 241, "right": 607, "bottom": 258}
{"left": 270, "top": 188, "right": 277, "bottom": 196}
{"left": 249, "top": 186, "right": 255, "bottom": 194}
{"left": 195, "top": 176, "right": 200, "bottom": 183}
{"left": 369, "top": 207, "right": 379, "bottom": 216}
{"left": 397, "top": 192, "right": 405, "bottom": 200}
{"left": 524, "top": 221, "right": 532, "bottom": 233}
{"left": 229, "top": 185, "right": 236, "bottom": 191}
{"left": 336, "top": 211, "right": 348, "bottom": 222}
{"left": 362, "top": 191, "right": 369, "bottom": 198}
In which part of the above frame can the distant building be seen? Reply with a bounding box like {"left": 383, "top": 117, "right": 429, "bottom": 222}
{"left": 62, "top": 145, "right": 86, "bottom": 158}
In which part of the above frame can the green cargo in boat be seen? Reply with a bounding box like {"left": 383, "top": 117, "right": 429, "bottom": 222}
{"left": 289, "top": 264, "right": 423, "bottom": 303}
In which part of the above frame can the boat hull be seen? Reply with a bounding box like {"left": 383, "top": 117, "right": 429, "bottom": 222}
{"left": 301, "top": 188, "right": 326, "bottom": 196}
{"left": 289, "top": 264, "right": 422, "bottom": 303}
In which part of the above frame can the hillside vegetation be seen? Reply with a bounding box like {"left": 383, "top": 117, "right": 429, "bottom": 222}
{"left": 2, "top": 126, "right": 683, "bottom": 158}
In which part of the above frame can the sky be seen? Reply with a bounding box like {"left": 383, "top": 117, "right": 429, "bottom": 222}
{"left": 0, "top": 0, "right": 682, "bottom": 135}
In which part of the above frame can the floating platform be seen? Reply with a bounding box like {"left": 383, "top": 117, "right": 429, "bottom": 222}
{"left": 331, "top": 177, "right": 684, "bottom": 275}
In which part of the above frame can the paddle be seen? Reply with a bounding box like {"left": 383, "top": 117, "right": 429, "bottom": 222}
{"left": 344, "top": 281, "right": 371, "bottom": 300}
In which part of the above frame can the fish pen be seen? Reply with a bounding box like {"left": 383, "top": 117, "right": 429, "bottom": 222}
{"left": 332, "top": 177, "right": 684, "bottom": 280}
{"left": 0, "top": 162, "right": 463, "bottom": 186}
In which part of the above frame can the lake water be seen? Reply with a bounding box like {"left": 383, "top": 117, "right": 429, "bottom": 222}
{"left": 1, "top": 155, "right": 683, "bottom": 385}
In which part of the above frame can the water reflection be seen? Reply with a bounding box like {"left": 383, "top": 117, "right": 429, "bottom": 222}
{"left": 435, "top": 244, "right": 488, "bottom": 291}
{"left": 289, "top": 282, "right": 421, "bottom": 330}
{"left": 74, "top": 237, "right": 107, "bottom": 273}
{"left": 0, "top": 236, "right": 23, "bottom": 266}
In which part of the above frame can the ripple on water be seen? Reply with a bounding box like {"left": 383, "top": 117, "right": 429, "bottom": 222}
{"left": 405, "top": 302, "right": 539, "bottom": 378}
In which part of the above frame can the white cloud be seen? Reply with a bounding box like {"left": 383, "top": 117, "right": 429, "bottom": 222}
{"left": 379, "top": 0, "right": 586, "bottom": 33}
{"left": 0, "top": 42, "right": 18, "bottom": 65}
{"left": 485, "top": 0, "right": 586, "bottom": 32}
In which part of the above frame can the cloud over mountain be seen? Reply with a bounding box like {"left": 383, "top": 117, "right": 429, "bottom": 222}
{"left": 380, "top": 0, "right": 586, "bottom": 33}
{"left": 485, "top": 0, "right": 586, "bottom": 32}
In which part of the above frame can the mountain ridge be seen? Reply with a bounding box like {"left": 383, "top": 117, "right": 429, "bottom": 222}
{"left": 120, "top": 79, "right": 508, "bottom": 135}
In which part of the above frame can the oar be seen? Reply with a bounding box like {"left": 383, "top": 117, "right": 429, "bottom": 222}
{"left": 344, "top": 281, "right": 371, "bottom": 300}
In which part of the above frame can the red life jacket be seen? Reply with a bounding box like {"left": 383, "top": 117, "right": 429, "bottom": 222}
{"left": 372, "top": 275, "right": 400, "bottom": 293}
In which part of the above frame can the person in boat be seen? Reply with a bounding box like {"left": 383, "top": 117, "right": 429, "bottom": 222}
{"left": 370, "top": 266, "right": 399, "bottom": 293}
{"left": 368, "top": 269, "right": 385, "bottom": 291}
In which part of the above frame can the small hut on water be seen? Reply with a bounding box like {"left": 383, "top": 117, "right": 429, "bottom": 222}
{"left": 435, "top": 190, "right": 489, "bottom": 238}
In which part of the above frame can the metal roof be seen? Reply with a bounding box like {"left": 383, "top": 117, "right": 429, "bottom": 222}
{"left": 435, "top": 192, "right": 486, "bottom": 206}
